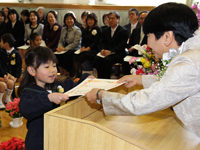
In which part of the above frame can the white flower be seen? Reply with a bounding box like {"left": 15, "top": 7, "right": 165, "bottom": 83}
{"left": 53, "top": 25, "right": 59, "bottom": 31}
{"left": 132, "top": 44, "right": 146, "bottom": 55}
{"left": 92, "top": 29, "right": 97, "bottom": 35}
{"left": 130, "top": 68, "right": 137, "bottom": 75}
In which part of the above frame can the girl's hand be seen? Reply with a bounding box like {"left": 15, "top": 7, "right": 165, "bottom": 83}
{"left": 7, "top": 73, "right": 16, "bottom": 82}
{"left": 48, "top": 93, "right": 69, "bottom": 104}
{"left": 118, "top": 75, "right": 142, "bottom": 88}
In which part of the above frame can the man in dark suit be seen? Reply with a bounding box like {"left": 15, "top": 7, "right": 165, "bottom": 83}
{"left": 93, "top": 11, "right": 129, "bottom": 79}
{"left": 124, "top": 8, "right": 141, "bottom": 37}
{"left": 122, "top": 11, "right": 149, "bottom": 75}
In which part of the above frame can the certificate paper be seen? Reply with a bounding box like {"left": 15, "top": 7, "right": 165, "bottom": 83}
{"left": 64, "top": 78, "right": 124, "bottom": 97}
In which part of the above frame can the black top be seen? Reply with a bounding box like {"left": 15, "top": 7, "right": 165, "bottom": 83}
{"left": 19, "top": 73, "right": 90, "bottom": 150}
{"left": 100, "top": 25, "right": 129, "bottom": 59}
{"left": 0, "top": 22, "right": 6, "bottom": 39}
{"left": 6, "top": 20, "right": 25, "bottom": 48}
{"left": 0, "top": 48, "right": 22, "bottom": 78}
{"left": 81, "top": 26, "right": 102, "bottom": 51}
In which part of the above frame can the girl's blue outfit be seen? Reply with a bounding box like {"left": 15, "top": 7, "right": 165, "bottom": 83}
{"left": 19, "top": 73, "right": 90, "bottom": 150}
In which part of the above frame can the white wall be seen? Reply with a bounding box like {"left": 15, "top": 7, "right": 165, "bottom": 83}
{"left": 0, "top": 0, "right": 187, "bottom": 6}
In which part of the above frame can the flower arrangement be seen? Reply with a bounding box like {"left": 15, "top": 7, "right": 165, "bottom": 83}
{"left": 191, "top": 2, "right": 200, "bottom": 26}
{"left": 0, "top": 137, "right": 25, "bottom": 150}
{"left": 5, "top": 98, "right": 22, "bottom": 118}
{"left": 129, "top": 44, "right": 158, "bottom": 75}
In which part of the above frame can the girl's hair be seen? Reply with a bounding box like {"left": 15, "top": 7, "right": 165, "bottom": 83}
{"left": 17, "top": 47, "right": 58, "bottom": 97}
{"left": 0, "top": 11, "right": 5, "bottom": 20}
{"left": 143, "top": 2, "right": 199, "bottom": 46}
{"left": 63, "top": 12, "right": 76, "bottom": 26}
{"left": 81, "top": 11, "right": 90, "bottom": 19}
{"left": 29, "top": 11, "right": 40, "bottom": 25}
{"left": 86, "top": 13, "right": 98, "bottom": 30}
{"left": 30, "top": 33, "right": 41, "bottom": 46}
{"left": 46, "top": 11, "right": 57, "bottom": 21}
{"left": 8, "top": 9, "right": 19, "bottom": 21}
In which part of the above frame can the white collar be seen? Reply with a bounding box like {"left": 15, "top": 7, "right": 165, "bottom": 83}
{"left": 6, "top": 47, "right": 15, "bottom": 54}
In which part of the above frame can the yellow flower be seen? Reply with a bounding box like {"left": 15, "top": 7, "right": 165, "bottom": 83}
{"left": 57, "top": 85, "right": 64, "bottom": 93}
{"left": 143, "top": 61, "right": 151, "bottom": 68}
{"left": 53, "top": 25, "right": 59, "bottom": 31}
{"left": 140, "top": 58, "right": 146, "bottom": 63}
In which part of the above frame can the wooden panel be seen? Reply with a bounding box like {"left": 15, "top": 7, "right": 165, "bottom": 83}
{"left": 0, "top": 3, "right": 155, "bottom": 11}
{"left": 44, "top": 113, "right": 148, "bottom": 150}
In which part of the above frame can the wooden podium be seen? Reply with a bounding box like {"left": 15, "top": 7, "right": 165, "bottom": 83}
{"left": 44, "top": 85, "right": 200, "bottom": 150}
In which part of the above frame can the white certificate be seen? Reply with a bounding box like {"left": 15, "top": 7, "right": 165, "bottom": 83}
{"left": 64, "top": 78, "right": 124, "bottom": 97}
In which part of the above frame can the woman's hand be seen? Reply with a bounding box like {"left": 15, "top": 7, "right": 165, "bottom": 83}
{"left": 85, "top": 88, "right": 102, "bottom": 104}
{"left": 118, "top": 75, "right": 142, "bottom": 88}
{"left": 48, "top": 93, "right": 69, "bottom": 104}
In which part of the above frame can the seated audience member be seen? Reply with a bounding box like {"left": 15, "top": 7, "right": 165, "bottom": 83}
{"left": 124, "top": 8, "right": 140, "bottom": 37}
{"left": 0, "top": 11, "right": 6, "bottom": 39}
{"left": 122, "top": 11, "right": 149, "bottom": 75}
{"left": 24, "top": 11, "right": 44, "bottom": 44}
{"left": 55, "top": 12, "right": 81, "bottom": 76}
{"left": 74, "top": 13, "right": 102, "bottom": 77}
{"left": 86, "top": 2, "right": 200, "bottom": 138}
{"left": 6, "top": 9, "right": 25, "bottom": 48}
{"left": 2, "top": 7, "right": 10, "bottom": 23}
{"left": 81, "top": 11, "right": 90, "bottom": 29}
{"left": 101, "top": 12, "right": 110, "bottom": 30}
{"left": 20, "top": 9, "right": 30, "bottom": 25}
{"left": 66, "top": 11, "right": 82, "bottom": 30}
{"left": 0, "top": 33, "right": 22, "bottom": 102}
{"left": 36, "top": 6, "right": 48, "bottom": 25}
{"left": 43, "top": 11, "right": 62, "bottom": 52}
{"left": 93, "top": 11, "right": 129, "bottom": 79}
{"left": 29, "top": 33, "right": 42, "bottom": 47}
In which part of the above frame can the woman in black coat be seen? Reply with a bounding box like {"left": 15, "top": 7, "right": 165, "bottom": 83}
{"left": 74, "top": 13, "right": 102, "bottom": 77}
{"left": 6, "top": 9, "right": 25, "bottom": 48}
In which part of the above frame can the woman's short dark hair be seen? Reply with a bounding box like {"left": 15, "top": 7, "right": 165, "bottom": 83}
{"left": 86, "top": 13, "right": 98, "bottom": 29}
{"left": 143, "top": 2, "right": 199, "bottom": 46}
{"left": 63, "top": 13, "right": 76, "bottom": 26}
{"left": 46, "top": 11, "right": 57, "bottom": 20}
{"left": 21, "top": 9, "right": 29, "bottom": 17}
{"left": 108, "top": 11, "right": 120, "bottom": 19}
{"left": 0, "top": 11, "right": 5, "bottom": 19}
{"left": 29, "top": 11, "right": 40, "bottom": 24}
{"left": 81, "top": 11, "right": 90, "bottom": 19}
{"left": 8, "top": 9, "right": 19, "bottom": 21}
{"left": 102, "top": 12, "right": 109, "bottom": 25}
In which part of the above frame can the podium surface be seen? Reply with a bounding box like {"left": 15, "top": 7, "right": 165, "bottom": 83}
{"left": 44, "top": 85, "right": 200, "bottom": 150}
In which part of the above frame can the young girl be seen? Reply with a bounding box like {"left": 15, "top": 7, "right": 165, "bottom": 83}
{"left": 18, "top": 46, "right": 90, "bottom": 150}
{"left": 29, "top": 33, "right": 42, "bottom": 47}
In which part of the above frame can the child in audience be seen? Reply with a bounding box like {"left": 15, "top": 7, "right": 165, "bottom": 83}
{"left": 29, "top": 33, "right": 42, "bottom": 47}
{"left": 18, "top": 46, "right": 91, "bottom": 150}
{"left": 0, "top": 33, "right": 22, "bottom": 105}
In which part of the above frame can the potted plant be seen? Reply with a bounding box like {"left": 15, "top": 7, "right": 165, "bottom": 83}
{"left": 5, "top": 98, "right": 23, "bottom": 128}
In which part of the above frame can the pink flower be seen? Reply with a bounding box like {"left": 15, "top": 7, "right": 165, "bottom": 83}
{"left": 191, "top": 4, "right": 198, "bottom": 9}
{"left": 129, "top": 57, "right": 137, "bottom": 65}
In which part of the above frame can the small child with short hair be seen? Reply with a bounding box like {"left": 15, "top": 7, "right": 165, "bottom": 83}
{"left": 29, "top": 33, "right": 42, "bottom": 47}
{"left": 0, "top": 33, "right": 22, "bottom": 109}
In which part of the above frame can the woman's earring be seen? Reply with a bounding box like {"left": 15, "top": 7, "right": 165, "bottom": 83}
{"left": 164, "top": 41, "right": 167, "bottom": 45}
